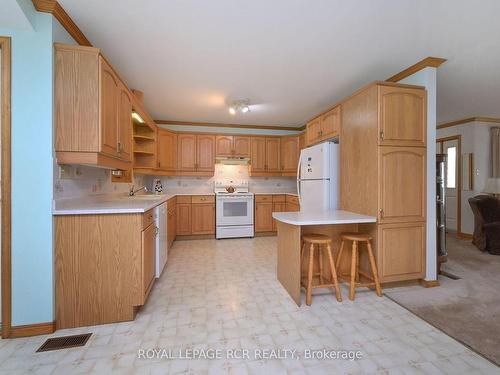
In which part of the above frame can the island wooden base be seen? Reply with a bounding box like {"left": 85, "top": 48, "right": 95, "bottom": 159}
{"left": 276, "top": 221, "right": 367, "bottom": 306}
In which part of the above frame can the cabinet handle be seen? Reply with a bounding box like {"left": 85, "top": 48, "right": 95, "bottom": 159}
{"left": 117, "top": 142, "right": 122, "bottom": 153}
{"left": 158, "top": 161, "right": 161, "bottom": 168}
{"left": 379, "top": 131, "right": 385, "bottom": 141}
{"left": 379, "top": 208, "right": 384, "bottom": 219}
{"left": 155, "top": 226, "right": 159, "bottom": 236}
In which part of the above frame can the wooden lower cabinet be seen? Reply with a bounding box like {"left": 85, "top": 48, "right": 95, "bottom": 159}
{"left": 376, "top": 222, "right": 426, "bottom": 282}
{"left": 142, "top": 223, "right": 156, "bottom": 298}
{"left": 255, "top": 202, "right": 274, "bottom": 232}
{"left": 55, "top": 212, "right": 157, "bottom": 329}
{"left": 192, "top": 203, "right": 215, "bottom": 234}
{"left": 176, "top": 202, "right": 192, "bottom": 235}
{"left": 167, "top": 199, "right": 176, "bottom": 247}
{"left": 272, "top": 202, "right": 286, "bottom": 231}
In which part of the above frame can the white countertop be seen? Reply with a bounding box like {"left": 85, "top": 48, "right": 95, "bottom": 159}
{"left": 272, "top": 210, "right": 376, "bottom": 225}
{"left": 53, "top": 192, "right": 214, "bottom": 215}
{"left": 252, "top": 192, "right": 298, "bottom": 196}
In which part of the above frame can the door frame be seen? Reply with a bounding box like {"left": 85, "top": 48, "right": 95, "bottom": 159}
{"left": 437, "top": 135, "right": 462, "bottom": 236}
{"left": 0, "top": 36, "right": 12, "bottom": 338}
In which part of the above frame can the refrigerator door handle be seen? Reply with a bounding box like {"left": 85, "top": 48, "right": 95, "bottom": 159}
{"left": 297, "top": 153, "right": 302, "bottom": 208}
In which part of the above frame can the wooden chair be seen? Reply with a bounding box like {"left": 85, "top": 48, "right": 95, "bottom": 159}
{"left": 301, "top": 233, "right": 342, "bottom": 305}
{"left": 336, "top": 233, "right": 382, "bottom": 300}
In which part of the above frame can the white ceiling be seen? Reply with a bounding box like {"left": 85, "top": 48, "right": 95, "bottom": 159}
{"left": 59, "top": 0, "right": 500, "bottom": 127}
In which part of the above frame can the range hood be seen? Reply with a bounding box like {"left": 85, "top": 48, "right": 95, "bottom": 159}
{"left": 215, "top": 156, "right": 250, "bottom": 165}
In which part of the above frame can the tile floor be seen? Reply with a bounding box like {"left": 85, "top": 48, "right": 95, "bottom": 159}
{"left": 0, "top": 237, "right": 498, "bottom": 374}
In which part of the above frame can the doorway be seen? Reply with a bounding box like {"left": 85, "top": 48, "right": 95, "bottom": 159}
{"left": 0, "top": 36, "right": 12, "bottom": 338}
{"left": 437, "top": 135, "right": 462, "bottom": 235}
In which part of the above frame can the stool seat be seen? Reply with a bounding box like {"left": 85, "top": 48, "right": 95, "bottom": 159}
{"left": 302, "top": 233, "right": 332, "bottom": 244}
{"left": 340, "top": 232, "right": 372, "bottom": 242}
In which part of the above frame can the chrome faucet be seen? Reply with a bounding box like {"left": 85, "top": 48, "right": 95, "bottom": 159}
{"left": 129, "top": 185, "right": 148, "bottom": 196}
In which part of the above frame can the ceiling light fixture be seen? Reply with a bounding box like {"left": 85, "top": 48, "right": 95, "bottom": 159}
{"left": 228, "top": 99, "right": 251, "bottom": 115}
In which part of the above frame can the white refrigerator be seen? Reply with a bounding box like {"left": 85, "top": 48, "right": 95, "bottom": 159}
{"left": 297, "top": 141, "right": 339, "bottom": 212}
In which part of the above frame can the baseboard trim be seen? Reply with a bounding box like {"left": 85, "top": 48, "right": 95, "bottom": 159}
{"left": 254, "top": 232, "right": 277, "bottom": 237}
{"left": 457, "top": 232, "right": 473, "bottom": 240}
{"left": 10, "top": 321, "right": 55, "bottom": 338}
{"left": 419, "top": 279, "right": 440, "bottom": 288}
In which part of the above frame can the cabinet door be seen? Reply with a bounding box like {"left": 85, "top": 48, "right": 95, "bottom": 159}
{"left": 379, "top": 86, "right": 426, "bottom": 147}
{"left": 176, "top": 203, "right": 192, "bottom": 235}
{"left": 286, "top": 203, "right": 300, "bottom": 212}
{"left": 177, "top": 134, "right": 197, "bottom": 171}
{"left": 255, "top": 202, "right": 273, "bottom": 232}
{"left": 167, "top": 207, "right": 176, "bottom": 247}
{"left": 266, "top": 137, "right": 281, "bottom": 172}
{"left": 99, "top": 58, "right": 119, "bottom": 156}
{"left": 216, "top": 135, "right": 233, "bottom": 157}
{"left": 233, "top": 136, "right": 251, "bottom": 157}
{"left": 280, "top": 135, "right": 299, "bottom": 173}
{"left": 142, "top": 223, "right": 156, "bottom": 298}
{"left": 299, "top": 133, "right": 306, "bottom": 151}
{"left": 191, "top": 204, "right": 215, "bottom": 234}
{"left": 379, "top": 147, "right": 426, "bottom": 223}
{"left": 117, "top": 85, "right": 132, "bottom": 161}
{"left": 377, "top": 222, "right": 425, "bottom": 282}
{"left": 306, "top": 117, "right": 321, "bottom": 145}
{"left": 157, "top": 129, "right": 177, "bottom": 171}
{"left": 196, "top": 135, "right": 215, "bottom": 172}
{"left": 320, "top": 106, "right": 340, "bottom": 140}
{"left": 272, "top": 202, "right": 286, "bottom": 231}
{"left": 250, "top": 137, "right": 266, "bottom": 172}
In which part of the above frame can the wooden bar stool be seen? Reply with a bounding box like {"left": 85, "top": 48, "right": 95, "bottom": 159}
{"left": 301, "top": 233, "right": 342, "bottom": 305}
{"left": 336, "top": 233, "right": 382, "bottom": 300}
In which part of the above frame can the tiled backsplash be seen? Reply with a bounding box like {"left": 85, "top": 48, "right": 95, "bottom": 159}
{"left": 53, "top": 162, "right": 145, "bottom": 199}
{"left": 54, "top": 163, "right": 296, "bottom": 199}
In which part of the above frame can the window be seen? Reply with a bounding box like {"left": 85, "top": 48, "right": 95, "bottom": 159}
{"left": 446, "top": 146, "right": 456, "bottom": 188}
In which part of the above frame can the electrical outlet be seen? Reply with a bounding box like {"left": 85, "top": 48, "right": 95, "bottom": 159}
{"left": 59, "top": 165, "right": 72, "bottom": 180}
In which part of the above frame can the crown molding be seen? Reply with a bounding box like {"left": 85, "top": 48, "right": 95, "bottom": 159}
{"left": 32, "top": 0, "right": 92, "bottom": 46}
{"left": 437, "top": 116, "right": 500, "bottom": 129}
{"left": 155, "top": 120, "right": 304, "bottom": 132}
{"left": 386, "top": 56, "right": 447, "bottom": 82}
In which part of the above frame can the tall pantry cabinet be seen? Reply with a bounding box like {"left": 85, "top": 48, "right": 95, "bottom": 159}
{"left": 340, "top": 82, "right": 427, "bottom": 283}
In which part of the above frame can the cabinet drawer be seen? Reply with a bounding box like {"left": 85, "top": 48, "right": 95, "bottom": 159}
{"left": 286, "top": 195, "right": 299, "bottom": 206}
{"left": 143, "top": 209, "right": 155, "bottom": 229}
{"left": 191, "top": 195, "right": 215, "bottom": 204}
{"left": 256, "top": 195, "right": 273, "bottom": 202}
{"left": 176, "top": 195, "right": 191, "bottom": 204}
{"left": 272, "top": 195, "right": 286, "bottom": 203}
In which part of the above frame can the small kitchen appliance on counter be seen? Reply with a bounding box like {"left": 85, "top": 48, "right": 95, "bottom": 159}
{"left": 214, "top": 179, "right": 254, "bottom": 239}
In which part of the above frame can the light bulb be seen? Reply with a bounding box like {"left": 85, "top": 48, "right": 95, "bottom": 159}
{"left": 241, "top": 106, "right": 249, "bottom": 113}
{"left": 229, "top": 107, "right": 236, "bottom": 115}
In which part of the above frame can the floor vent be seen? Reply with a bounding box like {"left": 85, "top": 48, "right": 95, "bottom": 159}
{"left": 36, "top": 333, "right": 92, "bottom": 352}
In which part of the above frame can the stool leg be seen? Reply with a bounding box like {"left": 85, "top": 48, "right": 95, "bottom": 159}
{"left": 318, "top": 245, "right": 324, "bottom": 284}
{"left": 336, "top": 240, "right": 345, "bottom": 270}
{"left": 349, "top": 241, "right": 358, "bottom": 300}
{"left": 306, "top": 244, "right": 315, "bottom": 306}
{"left": 366, "top": 241, "right": 382, "bottom": 297}
{"left": 355, "top": 242, "right": 360, "bottom": 283}
{"left": 300, "top": 242, "right": 306, "bottom": 267}
{"left": 326, "top": 243, "right": 342, "bottom": 302}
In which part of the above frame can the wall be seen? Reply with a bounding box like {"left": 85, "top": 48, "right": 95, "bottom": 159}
{"left": 437, "top": 121, "right": 494, "bottom": 234}
{"left": 0, "top": 7, "right": 54, "bottom": 325}
{"left": 398, "top": 67, "right": 438, "bottom": 282}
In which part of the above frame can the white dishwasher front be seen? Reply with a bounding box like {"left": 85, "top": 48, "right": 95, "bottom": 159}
{"left": 155, "top": 202, "right": 168, "bottom": 278}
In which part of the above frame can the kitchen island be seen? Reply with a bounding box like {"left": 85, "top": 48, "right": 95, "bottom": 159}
{"left": 272, "top": 210, "right": 377, "bottom": 305}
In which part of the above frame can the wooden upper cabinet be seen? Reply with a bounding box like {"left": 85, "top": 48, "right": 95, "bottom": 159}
{"left": 177, "top": 134, "right": 197, "bottom": 171}
{"left": 266, "top": 137, "right": 281, "bottom": 172}
{"left": 54, "top": 44, "right": 131, "bottom": 170}
{"left": 99, "top": 58, "right": 120, "bottom": 157}
{"left": 378, "top": 146, "right": 426, "bottom": 223}
{"left": 157, "top": 129, "right": 177, "bottom": 171}
{"left": 196, "top": 135, "right": 215, "bottom": 172}
{"left": 117, "top": 85, "right": 132, "bottom": 162}
{"left": 281, "top": 135, "right": 299, "bottom": 173}
{"left": 299, "top": 132, "right": 306, "bottom": 150}
{"left": 306, "top": 117, "right": 322, "bottom": 145}
{"left": 378, "top": 86, "right": 426, "bottom": 147}
{"left": 216, "top": 135, "right": 233, "bottom": 156}
{"left": 320, "top": 106, "right": 340, "bottom": 139}
{"left": 233, "top": 136, "right": 251, "bottom": 157}
{"left": 250, "top": 137, "right": 266, "bottom": 172}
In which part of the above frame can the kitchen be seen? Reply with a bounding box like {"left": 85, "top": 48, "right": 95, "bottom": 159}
{"left": 51, "top": 38, "right": 427, "bottom": 330}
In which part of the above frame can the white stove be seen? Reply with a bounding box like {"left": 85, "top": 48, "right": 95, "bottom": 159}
{"left": 214, "top": 179, "right": 254, "bottom": 239}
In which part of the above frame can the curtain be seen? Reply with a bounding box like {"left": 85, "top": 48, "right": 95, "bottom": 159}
{"left": 492, "top": 127, "right": 500, "bottom": 178}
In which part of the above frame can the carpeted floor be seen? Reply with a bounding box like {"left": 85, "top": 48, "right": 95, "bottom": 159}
{"left": 385, "top": 234, "right": 500, "bottom": 367}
